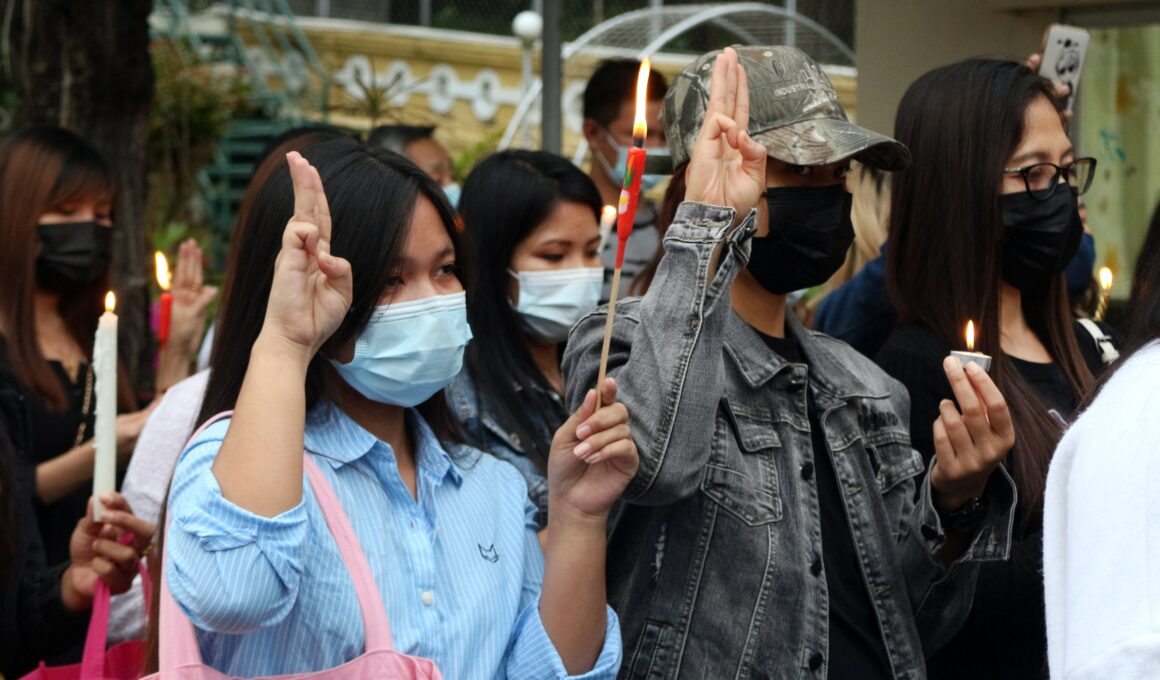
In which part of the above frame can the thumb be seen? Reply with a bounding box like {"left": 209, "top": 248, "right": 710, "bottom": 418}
{"left": 197, "top": 286, "right": 219, "bottom": 308}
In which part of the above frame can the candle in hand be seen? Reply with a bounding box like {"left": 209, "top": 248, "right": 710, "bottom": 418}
{"left": 92, "top": 291, "right": 117, "bottom": 521}
{"left": 597, "top": 58, "right": 651, "bottom": 408}
{"left": 950, "top": 319, "right": 992, "bottom": 372}
{"left": 155, "top": 251, "right": 173, "bottom": 347}
{"left": 1094, "top": 266, "right": 1113, "bottom": 322}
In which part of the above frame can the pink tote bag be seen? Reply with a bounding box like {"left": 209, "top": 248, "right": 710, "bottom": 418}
{"left": 144, "top": 413, "right": 443, "bottom": 680}
{"left": 19, "top": 553, "right": 151, "bottom": 680}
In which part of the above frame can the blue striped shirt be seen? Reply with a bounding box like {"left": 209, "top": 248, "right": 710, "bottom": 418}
{"left": 166, "top": 406, "right": 620, "bottom": 678}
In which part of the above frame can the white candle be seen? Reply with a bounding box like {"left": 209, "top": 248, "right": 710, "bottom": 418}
{"left": 92, "top": 291, "right": 117, "bottom": 521}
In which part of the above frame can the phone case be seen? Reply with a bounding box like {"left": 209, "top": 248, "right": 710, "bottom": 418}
{"left": 1039, "top": 25, "right": 1090, "bottom": 113}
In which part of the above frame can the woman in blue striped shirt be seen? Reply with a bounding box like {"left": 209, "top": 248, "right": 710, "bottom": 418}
{"left": 163, "top": 138, "right": 634, "bottom": 677}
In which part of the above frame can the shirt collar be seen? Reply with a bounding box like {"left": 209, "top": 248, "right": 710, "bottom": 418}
{"left": 304, "top": 403, "right": 463, "bottom": 487}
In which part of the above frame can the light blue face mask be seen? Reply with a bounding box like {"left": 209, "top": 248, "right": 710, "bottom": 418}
{"left": 509, "top": 267, "right": 604, "bottom": 344}
{"left": 597, "top": 128, "right": 669, "bottom": 192}
{"left": 330, "top": 291, "right": 473, "bottom": 407}
{"left": 442, "top": 182, "right": 461, "bottom": 209}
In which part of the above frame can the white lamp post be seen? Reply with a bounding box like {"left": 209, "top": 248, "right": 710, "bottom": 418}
{"left": 512, "top": 10, "right": 543, "bottom": 96}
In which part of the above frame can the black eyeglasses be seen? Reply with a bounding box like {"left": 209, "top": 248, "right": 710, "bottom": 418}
{"left": 1003, "top": 157, "right": 1096, "bottom": 201}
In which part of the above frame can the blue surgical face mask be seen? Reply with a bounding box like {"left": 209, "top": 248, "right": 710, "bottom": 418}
{"left": 442, "top": 182, "right": 461, "bottom": 209}
{"left": 596, "top": 128, "right": 669, "bottom": 192}
{"left": 508, "top": 267, "right": 603, "bottom": 344}
{"left": 330, "top": 292, "right": 472, "bottom": 406}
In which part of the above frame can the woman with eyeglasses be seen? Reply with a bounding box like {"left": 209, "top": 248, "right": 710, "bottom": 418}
{"left": 875, "top": 59, "right": 1116, "bottom": 679}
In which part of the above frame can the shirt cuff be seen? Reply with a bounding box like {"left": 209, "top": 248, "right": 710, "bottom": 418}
{"left": 916, "top": 459, "right": 1017, "bottom": 563}
{"left": 507, "top": 600, "right": 622, "bottom": 679}
{"left": 665, "top": 202, "right": 756, "bottom": 242}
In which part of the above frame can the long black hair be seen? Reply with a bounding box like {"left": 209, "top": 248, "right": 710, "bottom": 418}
{"left": 457, "top": 150, "right": 601, "bottom": 469}
{"left": 887, "top": 59, "right": 1093, "bottom": 519}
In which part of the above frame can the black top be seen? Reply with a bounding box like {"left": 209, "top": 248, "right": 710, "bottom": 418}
{"left": 875, "top": 320, "right": 1116, "bottom": 680}
{"left": 0, "top": 418, "right": 89, "bottom": 677}
{"left": 762, "top": 331, "right": 894, "bottom": 680}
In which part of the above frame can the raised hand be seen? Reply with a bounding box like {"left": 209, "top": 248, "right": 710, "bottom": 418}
{"left": 684, "top": 47, "right": 768, "bottom": 219}
{"left": 168, "top": 238, "right": 218, "bottom": 359}
{"left": 1026, "top": 52, "right": 1073, "bottom": 125}
{"left": 930, "top": 357, "right": 1016, "bottom": 511}
{"left": 548, "top": 378, "right": 639, "bottom": 519}
{"left": 261, "top": 152, "right": 353, "bottom": 357}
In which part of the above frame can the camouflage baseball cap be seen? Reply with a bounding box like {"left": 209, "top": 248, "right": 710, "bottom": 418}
{"left": 663, "top": 46, "right": 910, "bottom": 171}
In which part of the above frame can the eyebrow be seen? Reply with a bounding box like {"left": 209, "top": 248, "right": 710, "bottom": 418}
{"left": 1008, "top": 146, "right": 1075, "bottom": 166}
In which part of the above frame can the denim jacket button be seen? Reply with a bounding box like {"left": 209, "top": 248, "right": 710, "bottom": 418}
{"left": 800, "top": 462, "right": 814, "bottom": 481}
{"left": 808, "top": 652, "right": 824, "bottom": 671}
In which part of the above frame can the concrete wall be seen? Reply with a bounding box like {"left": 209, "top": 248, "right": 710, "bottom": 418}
{"left": 856, "top": 0, "right": 1061, "bottom": 137}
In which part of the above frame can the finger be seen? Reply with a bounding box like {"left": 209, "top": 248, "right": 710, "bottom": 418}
{"left": 932, "top": 417, "right": 954, "bottom": 465}
{"left": 963, "top": 362, "right": 1015, "bottom": 442}
{"left": 577, "top": 401, "right": 629, "bottom": 443}
{"left": 562, "top": 389, "right": 597, "bottom": 434}
{"left": 598, "top": 377, "right": 617, "bottom": 408}
{"left": 585, "top": 439, "right": 639, "bottom": 470}
{"left": 308, "top": 165, "right": 333, "bottom": 244}
{"left": 1026, "top": 53, "right": 1042, "bottom": 71}
{"left": 705, "top": 52, "right": 730, "bottom": 121}
{"left": 287, "top": 152, "right": 317, "bottom": 226}
{"left": 98, "top": 511, "right": 156, "bottom": 549}
{"left": 196, "top": 285, "right": 219, "bottom": 310}
{"left": 943, "top": 356, "right": 986, "bottom": 432}
{"left": 573, "top": 423, "right": 630, "bottom": 460}
{"left": 938, "top": 399, "right": 976, "bottom": 461}
{"left": 721, "top": 47, "right": 738, "bottom": 121}
{"left": 318, "top": 250, "right": 352, "bottom": 285}
{"left": 284, "top": 221, "right": 321, "bottom": 257}
{"left": 97, "top": 492, "right": 133, "bottom": 515}
{"left": 93, "top": 537, "right": 137, "bottom": 565}
{"left": 188, "top": 240, "right": 204, "bottom": 289}
{"left": 734, "top": 51, "right": 750, "bottom": 134}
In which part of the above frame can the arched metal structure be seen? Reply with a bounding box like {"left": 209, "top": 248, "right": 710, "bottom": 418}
{"left": 499, "top": 2, "right": 856, "bottom": 160}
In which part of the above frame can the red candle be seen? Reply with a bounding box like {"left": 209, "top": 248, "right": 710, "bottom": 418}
{"left": 613, "top": 58, "right": 651, "bottom": 269}
{"left": 155, "top": 251, "right": 173, "bottom": 347}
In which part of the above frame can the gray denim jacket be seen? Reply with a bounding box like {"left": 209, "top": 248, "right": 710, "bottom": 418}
{"left": 562, "top": 202, "right": 1017, "bottom": 680}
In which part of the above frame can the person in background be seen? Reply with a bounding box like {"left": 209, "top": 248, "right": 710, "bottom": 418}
{"left": 875, "top": 59, "right": 1117, "bottom": 680}
{"left": 1044, "top": 198, "right": 1160, "bottom": 680}
{"left": 581, "top": 59, "right": 669, "bottom": 298}
{"left": 1, "top": 417, "right": 154, "bottom": 678}
{"left": 367, "top": 123, "right": 460, "bottom": 207}
{"left": 564, "top": 46, "right": 1018, "bottom": 679}
{"left": 158, "top": 138, "right": 631, "bottom": 677}
{"left": 0, "top": 127, "right": 208, "bottom": 593}
{"left": 108, "top": 125, "right": 347, "bottom": 644}
{"left": 448, "top": 150, "right": 604, "bottom": 537}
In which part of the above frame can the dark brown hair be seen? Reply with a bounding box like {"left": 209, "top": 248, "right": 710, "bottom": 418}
{"left": 887, "top": 59, "right": 1092, "bottom": 519}
{"left": 0, "top": 126, "right": 133, "bottom": 411}
{"left": 627, "top": 161, "right": 688, "bottom": 296}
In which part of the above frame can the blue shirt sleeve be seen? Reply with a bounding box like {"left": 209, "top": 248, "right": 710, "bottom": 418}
{"left": 503, "top": 502, "right": 622, "bottom": 679}
{"left": 166, "top": 419, "right": 310, "bottom": 634}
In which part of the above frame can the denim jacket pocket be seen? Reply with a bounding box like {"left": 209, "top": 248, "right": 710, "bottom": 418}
{"left": 624, "top": 620, "right": 679, "bottom": 680}
{"left": 700, "top": 406, "right": 783, "bottom": 526}
{"left": 864, "top": 431, "right": 924, "bottom": 494}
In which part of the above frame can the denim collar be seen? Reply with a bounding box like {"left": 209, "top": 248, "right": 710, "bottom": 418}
{"left": 304, "top": 403, "right": 463, "bottom": 487}
{"left": 724, "top": 310, "right": 891, "bottom": 400}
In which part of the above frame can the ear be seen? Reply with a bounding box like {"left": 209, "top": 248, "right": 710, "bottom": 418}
{"left": 581, "top": 118, "right": 602, "bottom": 147}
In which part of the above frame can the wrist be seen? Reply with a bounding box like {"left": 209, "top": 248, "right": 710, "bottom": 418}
{"left": 253, "top": 330, "right": 316, "bottom": 369}
{"left": 58, "top": 566, "right": 90, "bottom": 612}
{"left": 547, "top": 501, "right": 609, "bottom": 540}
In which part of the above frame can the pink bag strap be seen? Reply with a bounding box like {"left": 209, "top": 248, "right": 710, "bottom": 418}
{"left": 79, "top": 556, "right": 151, "bottom": 678}
{"left": 158, "top": 411, "right": 393, "bottom": 672}
{"left": 303, "top": 455, "right": 393, "bottom": 651}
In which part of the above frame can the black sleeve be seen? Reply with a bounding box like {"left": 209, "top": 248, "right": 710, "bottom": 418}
{"left": 0, "top": 418, "right": 88, "bottom": 678}
{"left": 875, "top": 326, "right": 955, "bottom": 464}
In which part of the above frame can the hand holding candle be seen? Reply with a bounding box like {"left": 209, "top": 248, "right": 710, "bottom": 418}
{"left": 92, "top": 292, "right": 117, "bottom": 521}
{"left": 1094, "top": 266, "right": 1113, "bottom": 322}
{"left": 596, "top": 59, "right": 651, "bottom": 409}
{"left": 950, "top": 320, "right": 992, "bottom": 373}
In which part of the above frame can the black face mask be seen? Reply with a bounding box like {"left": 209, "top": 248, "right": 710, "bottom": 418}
{"left": 999, "top": 186, "right": 1083, "bottom": 292}
{"left": 746, "top": 185, "right": 855, "bottom": 295}
{"left": 35, "top": 221, "right": 112, "bottom": 293}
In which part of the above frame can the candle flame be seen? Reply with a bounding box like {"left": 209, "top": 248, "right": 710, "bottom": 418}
{"left": 154, "top": 251, "right": 172, "bottom": 291}
{"left": 632, "top": 58, "right": 651, "bottom": 142}
{"left": 602, "top": 204, "right": 617, "bottom": 222}
{"left": 1099, "top": 266, "right": 1113, "bottom": 291}
{"left": 104, "top": 291, "right": 116, "bottom": 313}
{"left": 966, "top": 320, "right": 976, "bottom": 351}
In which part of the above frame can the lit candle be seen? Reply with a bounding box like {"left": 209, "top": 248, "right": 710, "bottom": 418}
{"left": 1094, "top": 266, "right": 1113, "bottom": 322}
{"left": 950, "top": 320, "right": 992, "bottom": 372}
{"left": 596, "top": 58, "right": 650, "bottom": 408}
{"left": 597, "top": 204, "right": 617, "bottom": 253}
{"left": 92, "top": 292, "right": 117, "bottom": 521}
{"left": 155, "top": 251, "right": 172, "bottom": 347}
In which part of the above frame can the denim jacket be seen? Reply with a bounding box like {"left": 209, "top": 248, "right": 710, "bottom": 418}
{"left": 562, "top": 202, "right": 1017, "bottom": 680}
{"left": 445, "top": 371, "right": 556, "bottom": 529}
